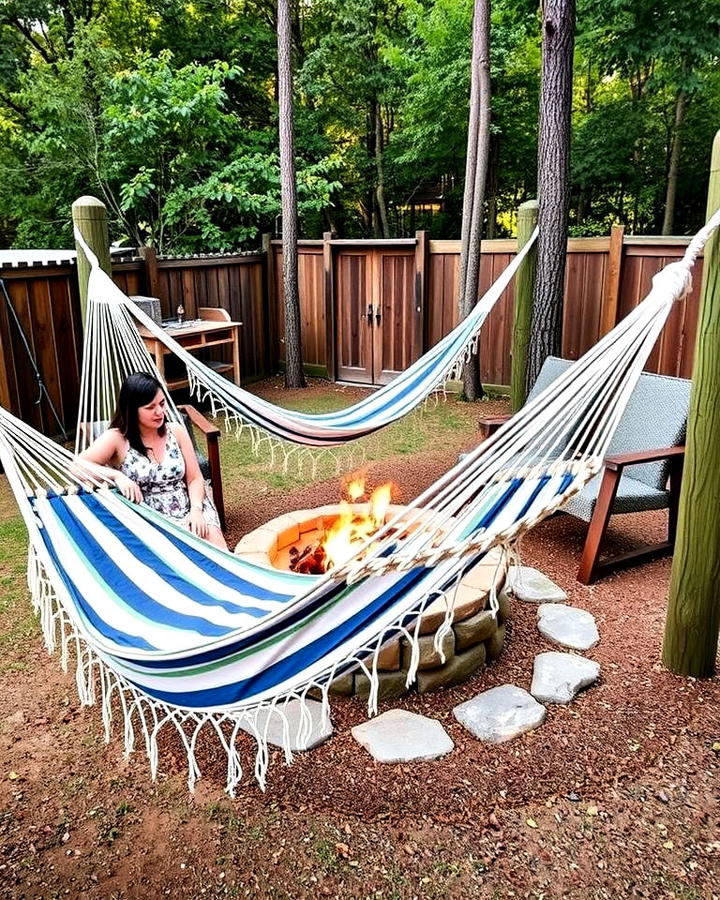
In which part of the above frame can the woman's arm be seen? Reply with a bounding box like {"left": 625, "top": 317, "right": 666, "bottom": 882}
{"left": 170, "top": 423, "right": 208, "bottom": 538}
{"left": 77, "top": 430, "right": 143, "bottom": 503}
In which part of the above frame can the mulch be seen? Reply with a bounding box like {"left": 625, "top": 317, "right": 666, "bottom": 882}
{"left": 0, "top": 379, "right": 718, "bottom": 899}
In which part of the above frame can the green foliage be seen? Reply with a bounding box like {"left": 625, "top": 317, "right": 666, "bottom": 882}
{"left": 0, "top": 0, "right": 718, "bottom": 247}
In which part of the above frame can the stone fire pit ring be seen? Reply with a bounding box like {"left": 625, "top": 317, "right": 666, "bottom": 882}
{"left": 234, "top": 505, "right": 510, "bottom": 699}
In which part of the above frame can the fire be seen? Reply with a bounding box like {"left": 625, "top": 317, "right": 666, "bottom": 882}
{"left": 288, "top": 476, "right": 396, "bottom": 574}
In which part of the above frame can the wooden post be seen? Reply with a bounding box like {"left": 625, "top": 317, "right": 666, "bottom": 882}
{"left": 662, "top": 129, "right": 720, "bottom": 677}
{"left": 139, "top": 246, "right": 160, "bottom": 299}
{"left": 323, "top": 231, "right": 336, "bottom": 381}
{"left": 511, "top": 199, "right": 539, "bottom": 412}
{"left": 72, "top": 196, "right": 112, "bottom": 326}
{"left": 414, "top": 230, "right": 428, "bottom": 361}
{"left": 262, "top": 233, "right": 278, "bottom": 374}
{"left": 599, "top": 223, "right": 625, "bottom": 336}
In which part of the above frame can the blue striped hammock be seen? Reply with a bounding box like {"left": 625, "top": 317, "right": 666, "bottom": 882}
{"left": 75, "top": 230, "right": 538, "bottom": 457}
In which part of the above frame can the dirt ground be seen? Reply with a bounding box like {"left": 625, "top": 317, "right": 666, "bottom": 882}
{"left": 1, "top": 382, "right": 718, "bottom": 900}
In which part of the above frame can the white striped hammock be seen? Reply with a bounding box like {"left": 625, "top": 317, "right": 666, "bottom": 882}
{"left": 74, "top": 228, "right": 538, "bottom": 465}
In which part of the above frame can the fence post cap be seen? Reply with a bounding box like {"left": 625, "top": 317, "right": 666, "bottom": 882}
{"left": 72, "top": 196, "right": 107, "bottom": 215}
{"left": 518, "top": 199, "right": 539, "bottom": 212}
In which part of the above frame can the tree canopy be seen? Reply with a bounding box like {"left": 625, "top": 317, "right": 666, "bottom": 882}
{"left": 1, "top": 0, "right": 718, "bottom": 251}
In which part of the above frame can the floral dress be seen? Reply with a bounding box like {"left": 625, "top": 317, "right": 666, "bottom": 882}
{"left": 119, "top": 429, "right": 220, "bottom": 529}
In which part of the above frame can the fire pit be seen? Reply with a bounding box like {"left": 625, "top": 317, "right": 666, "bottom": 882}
{"left": 234, "top": 501, "right": 510, "bottom": 698}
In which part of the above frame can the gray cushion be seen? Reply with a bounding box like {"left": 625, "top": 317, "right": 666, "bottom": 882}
{"left": 604, "top": 370, "right": 690, "bottom": 490}
{"left": 562, "top": 472, "right": 670, "bottom": 524}
{"left": 530, "top": 356, "right": 690, "bottom": 519}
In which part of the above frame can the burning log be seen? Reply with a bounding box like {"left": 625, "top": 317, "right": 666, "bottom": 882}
{"left": 289, "top": 543, "right": 328, "bottom": 575}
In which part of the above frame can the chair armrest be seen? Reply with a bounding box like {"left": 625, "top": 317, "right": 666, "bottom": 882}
{"left": 478, "top": 415, "right": 511, "bottom": 438}
{"left": 603, "top": 445, "right": 685, "bottom": 472}
{"left": 177, "top": 404, "right": 220, "bottom": 439}
{"left": 177, "top": 404, "right": 225, "bottom": 529}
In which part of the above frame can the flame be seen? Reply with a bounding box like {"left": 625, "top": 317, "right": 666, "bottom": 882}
{"left": 320, "top": 476, "right": 396, "bottom": 571}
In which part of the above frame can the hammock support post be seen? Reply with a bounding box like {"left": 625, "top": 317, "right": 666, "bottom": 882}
{"left": 511, "top": 199, "right": 539, "bottom": 411}
{"left": 662, "top": 132, "right": 720, "bottom": 677}
{"left": 72, "top": 196, "right": 112, "bottom": 326}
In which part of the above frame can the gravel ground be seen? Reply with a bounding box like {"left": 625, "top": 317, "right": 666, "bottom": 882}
{"left": 0, "top": 380, "right": 718, "bottom": 900}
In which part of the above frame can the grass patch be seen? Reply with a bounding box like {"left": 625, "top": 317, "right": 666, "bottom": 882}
{"left": 216, "top": 390, "right": 480, "bottom": 494}
{"left": 0, "top": 517, "right": 36, "bottom": 672}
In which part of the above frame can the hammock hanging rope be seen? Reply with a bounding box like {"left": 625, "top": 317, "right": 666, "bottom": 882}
{"left": 1, "top": 211, "right": 715, "bottom": 794}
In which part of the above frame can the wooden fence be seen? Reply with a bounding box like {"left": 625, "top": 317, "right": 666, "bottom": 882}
{"left": 0, "top": 230, "right": 703, "bottom": 436}
{"left": 271, "top": 229, "right": 702, "bottom": 388}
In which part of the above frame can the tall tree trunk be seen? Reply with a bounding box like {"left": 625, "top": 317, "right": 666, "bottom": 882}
{"left": 277, "top": 0, "right": 305, "bottom": 388}
{"left": 527, "top": 0, "right": 576, "bottom": 391}
{"left": 458, "top": 0, "right": 492, "bottom": 400}
{"left": 374, "top": 109, "right": 391, "bottom": 238}
{"left": 485, "top": 132, "right": 500, "bottom": 240}
{"left": 662, "top": 90, "right": 687, "bottom": 235}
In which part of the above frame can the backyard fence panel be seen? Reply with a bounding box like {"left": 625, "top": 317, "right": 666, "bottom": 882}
{"left": 272, "top": 242, "right": 327, "bottom": 375}
{"left": 0, "top": 265, "right": 84, "bottom": 435}
{"left": 618, "top": 240, "right": 702, "bottom": 378}
{"left": 560, "top": 238, "right": 610, "bottom": 361}
{"left": 477, "top": 244, "right": 516, "bottom": 387}
{"left": 426, "top": 242, "right": 460, "bottom": 350}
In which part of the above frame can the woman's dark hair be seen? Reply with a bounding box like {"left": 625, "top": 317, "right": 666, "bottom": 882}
{"left": 109, "top": 372, "right": 166, "bottom": 457}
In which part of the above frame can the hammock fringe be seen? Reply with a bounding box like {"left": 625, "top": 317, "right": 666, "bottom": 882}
{"left": 26, "top": 544, "right": 490, "bottom": 794}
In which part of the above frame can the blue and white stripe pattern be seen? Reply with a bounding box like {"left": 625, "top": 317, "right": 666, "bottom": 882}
{"left": 28, "top": 465, "right": 579, "bottom": 713}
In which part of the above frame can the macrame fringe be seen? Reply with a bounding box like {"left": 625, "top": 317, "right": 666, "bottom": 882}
{"left": 188, "top": 368, "right": 372, "bottom": 477}
{"left": 26, "top": 543, "right": 503, "bottom": 796}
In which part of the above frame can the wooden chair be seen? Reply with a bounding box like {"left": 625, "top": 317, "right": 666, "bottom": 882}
{"left": 177, "top": 404, "right": 226, "bottom": 531}
{"left": 79, "top": 404, "right": 226, "bottom": 531}
{"left": 479, "top": 357, "right": 690, "bottom": 584}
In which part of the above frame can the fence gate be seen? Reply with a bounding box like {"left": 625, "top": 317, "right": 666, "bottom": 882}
{"left": 334, "top": 246, "right": 420, "bottom": 385}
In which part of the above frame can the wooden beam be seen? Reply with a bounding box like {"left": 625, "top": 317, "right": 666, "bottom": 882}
{"left": 414, "top": 230, "right": 428, "bottom": 359}
{"left": 71, "top": 196, "right": 112, "bottom": 327}
{"left": 599, "top": 223, "right": 625, "bottom": 336}
{"left": 323, "top": 231, "right": 336, "bottom": 381}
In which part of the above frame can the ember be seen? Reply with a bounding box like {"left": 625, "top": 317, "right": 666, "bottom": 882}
{"left": 288, "top": 476, "right": 396, "bottom": 574}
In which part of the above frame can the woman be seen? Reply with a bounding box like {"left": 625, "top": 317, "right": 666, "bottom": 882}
{"left": 78, "top": 372, "right": 228, "bottom": 550}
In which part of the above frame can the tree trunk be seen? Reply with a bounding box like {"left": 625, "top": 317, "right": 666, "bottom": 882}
{"left": 374, "top": 108, "right": 391, "bottom": 239}
{"left": 661, "top": 90, "right": 687, "bottom": 236}
{"left": 526, "top": 0, "right": 576, "bottom": 391}
{"left": 485, "top": 133, "right": 500, "bottom": 239}
{"left": 662, "top": 130, "right": 720, "bottom": 677}
{"left": 458, "top": 0, "right": 491, "bottom": 400}
{"left": 277, "top": 0, "right": 305, "bottom": 388}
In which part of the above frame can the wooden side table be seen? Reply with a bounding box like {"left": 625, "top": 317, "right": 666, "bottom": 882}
{"left": 137, "top": 307, "right": 242, "bottom": 391}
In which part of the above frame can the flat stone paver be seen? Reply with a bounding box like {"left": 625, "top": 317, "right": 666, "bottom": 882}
{"left": 537, "top": 603, "right": 599, "bottom": 650}
{"left": 508, "top": 566, "right": 567, "bottom": 603}
{"left": 351, "top": 709, "right": 454, "bottom": 763}
{"left": 453, "top": 684, "right": 546, "bottom": 743}
{"left": 531, "top": 652, "right": 600, "bottom": 705}
{"left": 242, "top": 699, "right": 333, "bottom": 752}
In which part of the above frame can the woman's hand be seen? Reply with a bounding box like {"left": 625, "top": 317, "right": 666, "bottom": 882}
{"left": 188, "top": 506, "right": 208, "bottom": 539}
{"left": 115, "top": 472, "right": 143, "bottom": 503}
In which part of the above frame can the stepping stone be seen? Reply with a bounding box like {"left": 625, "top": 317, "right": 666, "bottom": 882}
{"left": 453, "top": 684, "right": 546, "bottom": 743}
{"left": 507, "top": 566, "right": 567, "bottom": 604}
{"left": 531, "top": 652, "right": 600, "bottom": 705}
{"left": 242, "top": 699, "right": 333, "bottom": 752}
{"left": 351, "top": 709, "right": 454, "bottom": 763}
{"left": 537, "top": 603, "right": 599, "bottom": 650}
